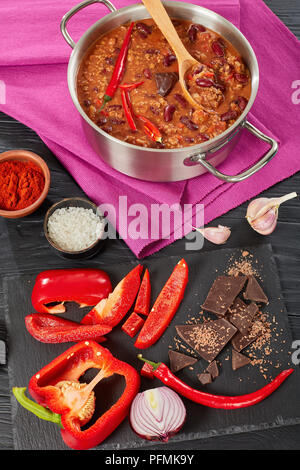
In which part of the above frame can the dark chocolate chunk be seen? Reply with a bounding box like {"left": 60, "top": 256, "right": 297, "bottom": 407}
{"left": 197, "top": 372, "right": 212, "bottom": 385}
{"left": 0, "top": 340, "right": 6, "bottom": 365}
{"left": 228, "top": 300, "right": 258, "bottom": 335}
{"left": 206, "top": 360, "right": 219, "bottom": 380}
{"left": 202, "top": 275, "right": 247, "bottom": 316}
{"left": 231, "top": 319, "right": 265, "bottom": 352}
{"left": 175, "top": 319, "right": 237, "bottom": 363}
{"left": 232, "top": 349, "right": 251, "bottom": 370}
{"left": 243, "top": 276, "right": 268, "bottom": 303}
{"left": 168, "top": 350, "right": 197, "bottom": 373}
{"left": 155, "top": 72, "right": 179, "bottom": 97}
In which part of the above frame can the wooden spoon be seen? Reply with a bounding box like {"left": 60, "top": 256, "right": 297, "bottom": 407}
{"left": 141, "top": 0, "right": 202, "bottom": 108}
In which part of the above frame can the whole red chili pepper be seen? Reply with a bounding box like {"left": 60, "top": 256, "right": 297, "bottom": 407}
{"left": 119, "top": 80, "right": 144, "bottom": 91}
{"left": 31, "top": 268, "right": 112, "bottom": 314}
{"left": 137, "top": 115, "right": 163, "bottom": 143}
{"left": 121, "top": 89, "right": 137, "bottom": 131}
{"left": 100, "top": 22, "right": 135, "bottom": 110}
{"left": 138, "top": 355, "right": 294, "bottom": 409}
{"left": 13, "top": 341, "right": 140, "bottom": 450}
{"left": 25, "top": 313, "right": 112, "bottom": 344}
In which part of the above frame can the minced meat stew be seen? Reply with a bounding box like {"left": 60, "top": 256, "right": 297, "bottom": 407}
{"left": 77, "top": 19, "right": 251, "bottom": 149}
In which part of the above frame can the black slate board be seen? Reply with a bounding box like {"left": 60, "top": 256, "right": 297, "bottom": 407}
{"left": 4, "top": 244, "right": 300, "bottom": 450}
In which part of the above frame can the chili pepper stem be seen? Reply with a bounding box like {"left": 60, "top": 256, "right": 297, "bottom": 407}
{"left": 137, "top": 354, "right": 161, "bottom": 371}
{"left": 13, "top": 387, "right": 62, "bottom": 428}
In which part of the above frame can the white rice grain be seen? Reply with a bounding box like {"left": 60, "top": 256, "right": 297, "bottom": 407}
{"left": 47, "top": 206, "right": 104, "bottom": 252}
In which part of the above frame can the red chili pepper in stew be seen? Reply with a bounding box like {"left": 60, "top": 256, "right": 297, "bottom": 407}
{"left": 13, "top": 341, "right": 140, "bottom": 450}
{"left": 25, "top": 313, "right": 112, "bottom": 344}
{"left": 138, "top": 355, "right": 294, "bottom": 409}
{"left": 119, "top": 80, "right": 144, "bottom": 91}
{"left": 101, "top": 22, "right": 135, "bottom": 109}
{"left": 137, "top": 115, "right": 163, "bottom": 143}
{"left": 121, "top": 89, "right": 137, "bottom": 131}
{"left": 31, "top": 269, "right": 112, "bottom": 314}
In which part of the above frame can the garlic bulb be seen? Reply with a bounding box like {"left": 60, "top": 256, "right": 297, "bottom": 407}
{"left": 192, "top": 225, "right": 231, "bottom": 244}
{"left": 246, "top": 192, "right": 297, "bottom": 235}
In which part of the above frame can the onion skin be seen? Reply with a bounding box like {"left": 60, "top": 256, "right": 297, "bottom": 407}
{"left": 129, "top": 386, "right": 186, "bottom": 442}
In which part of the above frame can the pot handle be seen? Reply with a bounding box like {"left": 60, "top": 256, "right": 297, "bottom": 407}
{"left": 61, "top": 0, "right": 117, "bottom": 49}
{"left": 188, "top": 120, "right": 278, "bottom": 183}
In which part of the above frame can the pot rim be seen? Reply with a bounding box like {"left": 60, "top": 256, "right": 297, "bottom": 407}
{"left": 67, "top": 0, "right": 259, "bottom": 154}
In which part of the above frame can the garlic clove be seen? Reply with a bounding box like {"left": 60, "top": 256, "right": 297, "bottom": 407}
{"left": 192, "top": 225, "right": 231, "bottom": 244}
{"left": 246, "top": 192, "right": 297, "bottom": 235}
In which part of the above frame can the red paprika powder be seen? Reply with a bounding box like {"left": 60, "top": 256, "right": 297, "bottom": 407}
{"left": 0, "top": 160, "right": 45, "bottom": 211}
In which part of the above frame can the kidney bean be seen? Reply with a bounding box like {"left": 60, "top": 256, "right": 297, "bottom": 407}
{"left": 192, "top": 65, "right": 204, "bottom": 75}
{"left": 236, "top": 96, "right": 248, "bottom": 111}
{"left": 107, "top": 104, "right": 122, "bottom": 110}
{"left": 196, "top": 24, "right": 206, "bottom": 32}
{"left": 110, "top": 118, "right": 125, "bottom": 125}
{"left": 101, "top": 125, "right": 113, "bottom": 133}
{"left": 220, "top": 110, "right": 238, "bottom": 121}
{"left": 234, "top": 73, "right": 248, "bottom": 84}
{"left": 198, "top": 133, "right": 210, "bottom": 142}
{"left": 164, "top": 104, "right": 176, "bottom": 122}
{"left": 150, "top": 105, "right": 160, "bottom": 115}
{"left": 143, "top": 68, "right": 152, "bottom": 79}
{"left": 212, "top": 40, "right": 224, "bottom": 57}
{"left": 105, "top": 57, "right": 115, "bottom": 65}
{"left": 145, "top": 48, "right": 160, "bottom": 55}
{"left": 163, "top": 53, "right": 177, "bottom": 67}
{"left": 173, "top": 93, "right": 188, "bottom": 108}
{"left": 136, "top": 22, "right": 152, "bottom": 38}
{"left": 184, "top": 136, "right": 195, "bottom": 143}
{"left": 180, "top": 116, "right": 199, "bottom": 130}
{"left": 96, "top": 115, "right": 107, "bottom": 126}
{"left": 214, "top": 81, "right": 226, "bottom": 92}
{"left": 93, "top": 86, "right": 99, "bottom": 93}
{"left": 188, "top": 24, "right": 199, "bottom": 42}
{"left": 196, "top": 78, "right": 215, "bottom": 87}
{"left": 83, "top": 99, "right": 91, "bottom": 107}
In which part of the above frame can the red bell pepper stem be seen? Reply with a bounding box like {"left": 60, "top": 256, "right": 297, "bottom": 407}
{"left": 31, "top": 268, "right": 112, "bottom": 314}
{"left": 119, "top": 80, "right": 144, "bottom": 91}
{"left": 100, "top": 22, "right": 135, "bottom": 110}
{"left": 121, "top": 89, "right": 137, "bottom": 131}
{"left": 137, "top": 355, "right": 294, "bottom": 409}
{"left": 12, "top": 387, "right": 62, "bottom": 428}
{"left": 136, "top": 115, "right": 163, "bottom": 143}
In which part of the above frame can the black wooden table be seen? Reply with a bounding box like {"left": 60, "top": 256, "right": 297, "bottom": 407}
{"left": 0, "top": 0, "right": 299, "bottom": 451}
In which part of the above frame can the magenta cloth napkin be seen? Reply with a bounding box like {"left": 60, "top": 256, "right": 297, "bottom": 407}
{"left": 0, "top": 0, "right": 299, "bottom": 258}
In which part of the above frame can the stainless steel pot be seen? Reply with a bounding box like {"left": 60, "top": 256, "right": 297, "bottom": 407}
{"left": 61, "top": 0, "right": 278, "bottom": 182}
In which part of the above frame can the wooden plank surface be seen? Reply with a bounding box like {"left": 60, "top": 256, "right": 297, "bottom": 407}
{"left": 0, "top": 0, "right": 300, "bottom": 450}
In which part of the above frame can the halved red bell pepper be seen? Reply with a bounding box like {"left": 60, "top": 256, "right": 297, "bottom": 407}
{"left": 121, "top": 312, "right": 144, "bottom": 338}
{"left": 134, "top": 259, "right": 188, "bottom": 349}
{"left": 25, "top": 313, "right": 112, "bottom": 344}
{"left": 14, "top": 341, "right": 140, "bottom": 450}
{"left": 81, "top": 265, "right": 143, "bottom": 327}
{"left": 31, "top": 269, "right": 112, "bottom": 314}
{"left": 134, "top": 268, "right": 151, "bottom": 315}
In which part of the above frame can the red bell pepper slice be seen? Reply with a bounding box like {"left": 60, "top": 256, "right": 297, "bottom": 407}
{"left": 15, "top": 341, "right": 140, "bottom": 450}
{"left": 25, "top": 313, "right": 112, "bottom": 344}
{"left": 134, "top": 259, "right": 188, "bottom": 349}
{"left": 81, "top": 265, "right": 143, "bottom": 327}
{"left": 121, "top": 312, "right": 144, "bottom": 338}
{"left": 134, "top": 268, "right": 151, "bottom": 315}
{"left": 31, "top": 269, "right": 112, "bottom": 314}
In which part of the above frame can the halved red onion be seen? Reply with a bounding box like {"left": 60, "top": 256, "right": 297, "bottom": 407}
{"left": 130, "top": 386, "right": 186, "bottom": 442}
